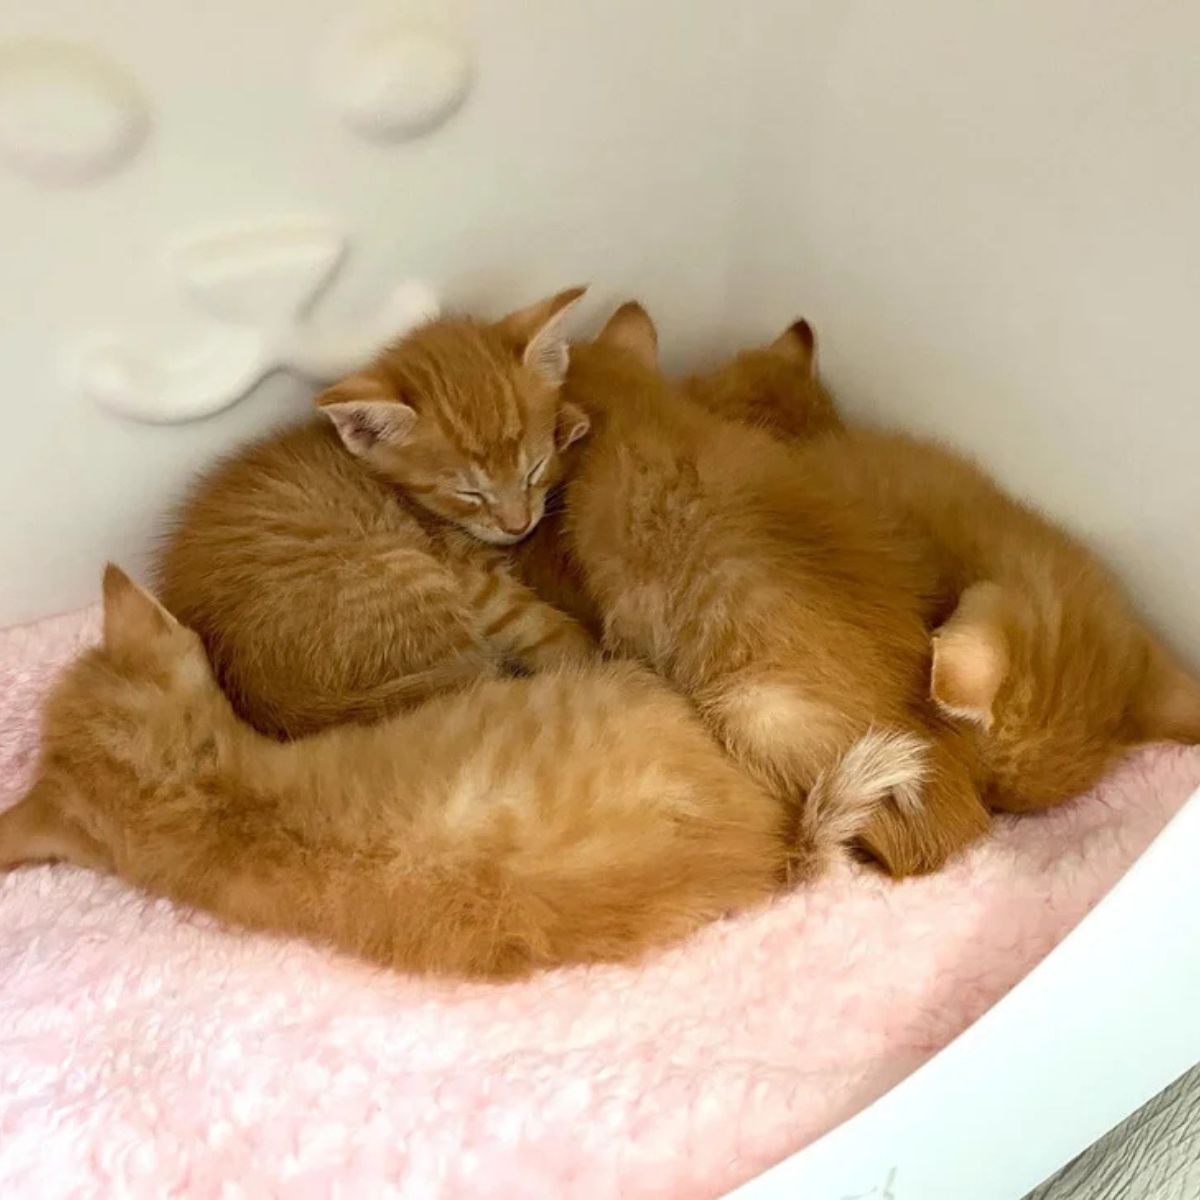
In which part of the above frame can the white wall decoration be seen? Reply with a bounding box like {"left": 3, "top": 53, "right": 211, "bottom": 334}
{"left": 319, "top": 20, "right": 472, "bottom": 142}
{"left": 70, "top": 218, "right": 439, "bottom": 424}
{"left": 0, "top": 37, "right": 149, "bottom": 186}
{"left": 0, "top": 0, "right": 746, "bottom": 626}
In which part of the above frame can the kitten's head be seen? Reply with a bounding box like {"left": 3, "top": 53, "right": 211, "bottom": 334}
{"left": 317, "top": 286, "right": 592, "bottom": 545}
{"left": 573, "top": 305, "right": 840, "bottom": 445}
{"left": 683, "top": 319, "right": 842, "bottom": 441}
{"left": 2, "top": 566, "right": 227, "bottom": 872}
{"left": 562, "top": 300, "right": 666, "bottom": 407}
{"left": 931, "top": 577, "right": 1200, "bottom": 810}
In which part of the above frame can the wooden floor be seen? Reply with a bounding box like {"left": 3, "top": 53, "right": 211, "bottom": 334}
{"left": 1025, "top": 1063, "right": 1200, "bottom": 1199}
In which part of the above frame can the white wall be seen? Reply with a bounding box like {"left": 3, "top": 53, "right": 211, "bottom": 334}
{"left": 730, "top": 0, "right": 1200, "bottom": 663}
{"left": 2, "top": 0, "right": 1197, "bottom": 667}
{"left": 0, "top": 0, "right": 749, "bottom": 624}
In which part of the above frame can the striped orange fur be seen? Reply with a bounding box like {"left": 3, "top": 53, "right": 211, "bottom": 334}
{"left": 0, "top": 567, "right": 893, "bottom": 979}
{"left": 156, "top": 290, "right": 597, "bottom": 739}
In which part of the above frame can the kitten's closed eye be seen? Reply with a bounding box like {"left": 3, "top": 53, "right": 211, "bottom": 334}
{"left": 526, "top": 457, "right": 550, "bottom": 485}
{"left": 455, "top": 489, "right": 486, "bottom": 505}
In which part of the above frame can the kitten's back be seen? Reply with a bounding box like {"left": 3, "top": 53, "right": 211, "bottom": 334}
{"left": 692, "top": 339, "right": 1199, "bottom": 803}
{"left": 157, "top": 421, "right": 491, "bottom": 738}
{"left": 13, "top": 595, "right": 792, "bottom": 978}
{"left": 304, "top": 663, "right": 787, "bottom": 975}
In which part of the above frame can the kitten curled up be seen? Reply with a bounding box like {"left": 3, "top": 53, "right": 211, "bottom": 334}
{"left": 0, "top": 566, "right": 913, "bottom": 980}
{"left": 559, "top": 304, "right": 985, "bottom": 877}
{"left": 157, "top": 287, "right": 600, "bottom": 740}
{"left": 685, "top": 319, "right": 1200, "bottom": 835}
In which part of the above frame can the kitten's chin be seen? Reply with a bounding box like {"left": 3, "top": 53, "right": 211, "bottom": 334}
{"left": 467, "top": 525, "right": 534, "bottom": 547}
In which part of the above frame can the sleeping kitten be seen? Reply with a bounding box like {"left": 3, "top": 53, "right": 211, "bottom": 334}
{"left": 503, "top": 322, "right": 843, "bottom": 640}
{"left": 0, "top": 566, "right": 902, "bottom": 980}
{"left": 157, "top": 288, "right": 598, "bottom": 739}
{"left": 685, "top": 321, "right": 1200, "bottom": 820}
{"left": 559, "top": 303, "right": 990, "bottom": 877}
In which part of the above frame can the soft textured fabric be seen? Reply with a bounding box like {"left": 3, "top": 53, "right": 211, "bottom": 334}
{"left": 2, "top": 606, "right": 1197, "bottom": 1200}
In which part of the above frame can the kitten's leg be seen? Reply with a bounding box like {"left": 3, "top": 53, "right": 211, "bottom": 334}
{"left": 456, "top": 560, "right": 599, "bottom": 671}
{"left": 0, "top": 791, "right": 111, "bottom": 873}
{"left": 698, "top": 674, "right": 989, "bottom": 877}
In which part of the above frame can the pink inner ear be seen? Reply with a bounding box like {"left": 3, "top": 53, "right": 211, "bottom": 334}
{"left": 931, "top": 629, "right": 1007, "bottom": 726}
{"left": 344, "top": 407, "right": 385, "bottom": 445}
{"left": 557, "top": 403, "right": 591, "bottom": 449}
{"left": 929, "top": 583, "right": 1012, "bottom": 726}
{"left": 524, "top": 332, "right": 570, "bottom": 386}
{"left": 323, "top": 400, "right": 416, "bottom": 457}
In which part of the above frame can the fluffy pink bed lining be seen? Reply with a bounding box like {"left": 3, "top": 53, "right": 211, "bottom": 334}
{"left": 2, "top": 606, "right": 1198, "bottom": 1199}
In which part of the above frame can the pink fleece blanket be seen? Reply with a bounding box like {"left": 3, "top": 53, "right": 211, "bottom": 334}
{"left": 2, "top": 608, "right": 1198, "bottom": 1199}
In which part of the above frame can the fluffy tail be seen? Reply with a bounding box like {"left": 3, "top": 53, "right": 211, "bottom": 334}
{"left": 789, "top": 728, "right": 928, "bottom": 880}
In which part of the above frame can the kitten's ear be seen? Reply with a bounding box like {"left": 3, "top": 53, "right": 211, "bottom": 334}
{"left": 317, "top": 371, "right": 416, "bottom": 457}
{"left": 0, "top": 787, "right": 60, "bottom": 869}
{"left": 556, "top": 401, "right": 591, "bottom": 450}
{"left": 102, "top": 564, "right": 178, "bottom": 656}
{"left": 595, "top": 301, "right": 658, "bottom": 369}
{"left": 0, "top": 784, "right": 108, "bottom": 872}
{"left": 1130, "top": 643, "right": 1200, "bottom": 744}
{"left": 321, "top": 400, "right": 417, "bottom": 457}
{"left": 500, "top": 285, "right": 588, "bottom": 386}
{"left": 930, "top": 582, "right": 1012, "bottom": 729}
{"left": 771, "top": 319, "right": 817, "bottom": 374}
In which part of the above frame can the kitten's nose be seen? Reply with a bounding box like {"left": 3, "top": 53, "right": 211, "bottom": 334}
{"left": 495, "top": 499, "right": 532, "bottom": 537}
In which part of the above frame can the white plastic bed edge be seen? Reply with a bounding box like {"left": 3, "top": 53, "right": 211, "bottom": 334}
{"left": 727, "top": 784, "right": 1200, "bottom": 1200}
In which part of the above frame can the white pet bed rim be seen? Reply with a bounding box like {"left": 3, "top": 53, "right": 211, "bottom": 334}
{"left": 729, "top": 782, "right": 1200, "bottom": 1200}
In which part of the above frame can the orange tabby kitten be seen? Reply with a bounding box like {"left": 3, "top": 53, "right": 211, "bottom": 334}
{"left": 686, "top": 320, "right": 1200, "bottom": 818}
{"left": 503, "top": 321, "right": 839, "bottom": 637}
{"left": 0, "top": 566, "right": 904, "bottom": 980}
{"left": 506, "top": 321, "right": 842, "bottom": 638}
{"left": 157, "top": 288, "right": 598, "bottom": 739}
{"left": 560, "top": 304, "right": 988, "bottom": 876}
